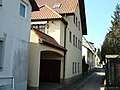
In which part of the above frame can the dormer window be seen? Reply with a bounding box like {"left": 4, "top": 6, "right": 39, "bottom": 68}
{"left": 0, "top": 0, "right": 2, "bottom": 6}
{"left": 53, "top": 3, "right": 61, "bottom": 8}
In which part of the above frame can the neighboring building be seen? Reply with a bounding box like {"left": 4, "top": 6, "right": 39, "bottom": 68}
{"left": 28, "top": 0, "right": 87, "bottom": 89}
{"left": 0, "top": 0, "right": 38, "bottom": 90}
{"left": 82, "top": 37, "right": 96, "bottom": 71}
{"left": 94, "top": 52, "right": 101, "bottom": 68}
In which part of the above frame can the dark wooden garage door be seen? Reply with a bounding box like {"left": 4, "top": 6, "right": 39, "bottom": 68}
{"left": 40, "top": 60, "right": 60, "bottom": 83}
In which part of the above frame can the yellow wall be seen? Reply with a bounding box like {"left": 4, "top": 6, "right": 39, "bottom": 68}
{"left": 28, "top": 30, "right": 65, "bottom": 87}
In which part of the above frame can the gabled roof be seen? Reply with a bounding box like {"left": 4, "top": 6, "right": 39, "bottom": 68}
{"left": 29, "top": 0, "right": 39, "bottom": 11}
{"left": 31, "top": 28, "right": 67, "bottom": 51}
{"left": 35, "top": 0, "right": 78, "bottom": 14}
{"left": 32, "top": 4, "right": 62, "bottom": 20}
{"left": 33, "top": 0, "right": 87, "bottom": 35}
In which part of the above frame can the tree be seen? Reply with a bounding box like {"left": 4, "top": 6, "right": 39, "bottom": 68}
{"left": 101, "top": 4, "right": 120, "bottom": 62}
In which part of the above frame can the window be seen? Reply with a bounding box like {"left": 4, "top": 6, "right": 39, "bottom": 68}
{"left": 76, "top": 37, "right": 77, "bottom": 47}
{"left": 76, "top": 17, "right": 78, "bottom": 27}
{"left": 73, "top": 15, "right": 75, "bottom": 24}
{"left": 73, "top": 35, "right": 75, "bottom": 46}
{"left": 0, "top": 40, "right": 4, "bottom": 70}
{"left": 78, "top": 40, "right": 82, "bottom": 50}
{"left": 78, "top": 63, "right": 79, "bottom": 73}
{"left": 80, "top": 40, "right": 82, "bottom": 50}
{"left": 31, "top": 24, "right": 45, "bottom": 33}
{"left": 72, "top": 62, "right": 74, "bottom": 74}
{"left": 78, "top": 21, "right": 80, "bottom": 30}
{"left": 19, "top": 1, "right": 27, "bottom": 18}
{"left": 69, "top": 31, "right": 72, "bottom": 43}
{"left": 78, "top": 40, "right": 80, "bottom": 49}
{"left": 53, "top": 3, "right": 61, "bottom": 8}
{"left": 0, "top": 0, "right": 2, "bottom": 6}
{"left": 75, "top": 62, "right": 77, "bottom": 73}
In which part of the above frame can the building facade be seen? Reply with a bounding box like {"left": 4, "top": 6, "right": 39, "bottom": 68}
{"left": 28, "top": 0, "right": 87, "bottom": 89}
{"left": 0, "top": 0, "right": 38, "bottom": 90}
{"left": 82, "top": 36, "right": 96, "bottom": 71}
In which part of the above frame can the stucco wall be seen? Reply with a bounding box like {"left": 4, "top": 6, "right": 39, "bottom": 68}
{"left": 0, "top": 0, "right": 32, "bottom": 89}
{"left": 28, "top": 31, "right": 65, "bottom": 87}
{"left": 63, "top": 2, "right": 83, "bottom": 79}
{"left": 47, "top": 20, "right": 66, "bottom": 47}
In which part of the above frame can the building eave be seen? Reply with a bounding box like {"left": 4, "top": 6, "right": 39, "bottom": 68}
{"left": 79, "top": 0, "right": 87, "bottom": 35}
{"left": 29, "top": 0, "right": 39, "bottom": 11}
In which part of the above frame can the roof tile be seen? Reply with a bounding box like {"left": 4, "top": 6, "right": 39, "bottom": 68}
{"left": 35, "top": 0, "right": 78, "bottom": 14}
{"left": 32, "top": 4, "right": 62, "bottom": 20}
{"left": 32, "top": 28, "right": 66, "bottom": 51}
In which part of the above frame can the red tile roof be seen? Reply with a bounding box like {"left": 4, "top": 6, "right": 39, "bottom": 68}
{"left": 32, "top": 4, "right": 62, "bottom": 20}
{"left": 35, "top": 0, "right": 78, "bottom": 14}
{"left": 33, "top": 0, "right": 87, "bottom": 35}
{"left": 32, "top": 28, "right": 66, "bottom": 51}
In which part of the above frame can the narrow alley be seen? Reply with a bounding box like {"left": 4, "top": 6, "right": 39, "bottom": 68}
{"left": 78, "top": 68, "right": 105, "bottom": 90}
{"left": 39, "top": 68, "right": 105, "bottom": 90}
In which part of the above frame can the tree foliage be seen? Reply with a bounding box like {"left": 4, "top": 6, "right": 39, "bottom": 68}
{"left": 101, "top": 4, "right": 120, "bottom": 62}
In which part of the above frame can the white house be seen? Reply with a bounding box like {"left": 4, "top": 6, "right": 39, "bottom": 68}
{"left": 0, "top": 0, "right": 38, "bottom": 90}
{"left": 94, "top": 52, "right": 101, "bottom": 68}
{"left": 28, "top": 0, "right": 87, "bottom": 89}
{"left": 82, "top": 36, "right": 96, "bottom": 71}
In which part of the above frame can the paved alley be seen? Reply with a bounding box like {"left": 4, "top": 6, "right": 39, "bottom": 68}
{"left": 78, "top": 68, "right": 105, "bottom": 90}
{"left": 39, "top": 68, "right": 105, "bottom": 90}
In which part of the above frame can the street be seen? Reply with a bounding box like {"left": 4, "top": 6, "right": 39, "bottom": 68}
{"left": 78, "top": 68, "right": 105, "bottom": 90}
{"left": 39, "top": 68, "right": 105, "bottom": 90}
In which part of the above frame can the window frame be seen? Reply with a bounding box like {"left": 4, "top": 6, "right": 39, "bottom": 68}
{"left": 19, "top": 1, "right": 27, "bottom": 19}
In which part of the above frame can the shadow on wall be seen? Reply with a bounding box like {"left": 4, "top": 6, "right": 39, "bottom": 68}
{"left": 82, "top": 56, "right": 89, "bottom": 75}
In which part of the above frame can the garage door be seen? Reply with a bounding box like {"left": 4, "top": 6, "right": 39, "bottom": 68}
{"left": 40, "top": 60, "right": 61, "bottom": 83}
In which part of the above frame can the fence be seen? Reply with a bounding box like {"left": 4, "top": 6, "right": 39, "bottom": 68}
{"left": 105, "top": 56, "right": 120, "bottom": 89}
{"left": 0, "top": 76, "right": 14, "bottom": 90}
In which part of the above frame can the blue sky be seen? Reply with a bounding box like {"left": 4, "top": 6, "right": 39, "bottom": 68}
{"left": 84, "top": 0, "right": 120, "bottom": 49}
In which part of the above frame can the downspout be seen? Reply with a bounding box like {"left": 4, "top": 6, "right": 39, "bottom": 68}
{"left": 63, "top": 21, "right": 68, "bottom": 84}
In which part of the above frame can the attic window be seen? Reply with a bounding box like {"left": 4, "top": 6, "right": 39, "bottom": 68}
{"left": 53, "top": 3, "right": 61, "bottom": 8}
{"left": 0, "top": 0, "right": 2, "bottom": 6}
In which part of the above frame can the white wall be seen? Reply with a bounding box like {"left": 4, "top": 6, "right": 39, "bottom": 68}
{"left": 30, "top": 0, "right": 83, "bottom": 83}
{"left": 63, "top": 2, "right": 83, "bottom": 79}
{"left": 0, "top": 0, "right": 32, "bottom": 89}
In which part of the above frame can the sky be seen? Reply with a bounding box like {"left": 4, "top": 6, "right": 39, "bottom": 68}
{"left": 84, "top": 0, "right": 120, "bottom": 49}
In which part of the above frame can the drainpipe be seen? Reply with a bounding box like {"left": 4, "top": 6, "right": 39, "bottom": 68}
{"left": 63, "top": 22, "right": 68, "bottom": 84}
